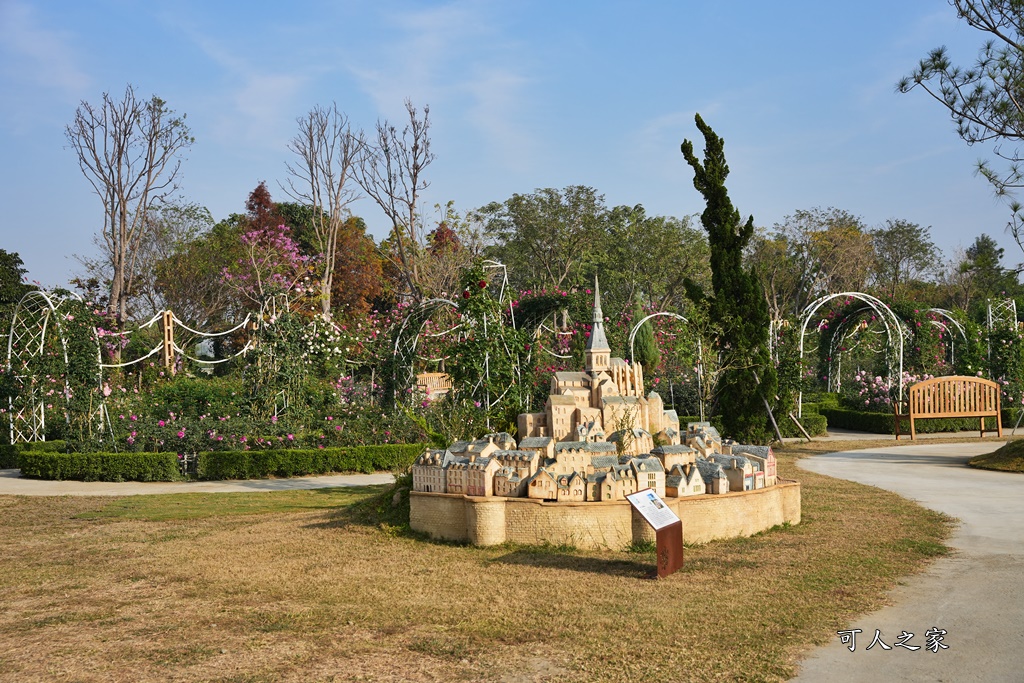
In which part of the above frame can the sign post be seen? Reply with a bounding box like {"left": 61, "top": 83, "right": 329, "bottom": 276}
{"left": 625, "top": 488, "right": 684, "bottom": 578}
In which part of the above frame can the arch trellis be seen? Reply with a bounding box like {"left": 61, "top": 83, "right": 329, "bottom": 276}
{"left": 797, "top": 292, "right": 908, "bottom": 418}
{"left": 627, "top": 311, "right": 705, "bottom": 422}
{"left": 5, "top": 290, "right": 96, "bottom": 444}
{"left": 392, "top": 297, "right": 462, "bottom": 400}
{"left": 925, "top": 308, "right": 967, "bottom": 367}
{"left": 391, "top": 261, "right": 525, "bottom": 420}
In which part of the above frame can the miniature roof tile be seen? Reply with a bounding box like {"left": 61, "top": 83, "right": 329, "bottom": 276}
{"left": 695, "top": 457, "right": 727, "bottom": 481}
{"left": 630, "top": 457, "right": 665, "bottom": 472}
{"left": 590, "top": 455, "right": 619, "bottom": 469}
{"left": 652, "top": 444, "right": 695, "bottom": 454}
{"left": 731, "top": 445, "right": 773, "bottom": 459}
{"left": 710, "top": 454, "right": 750, "bottom": 469}
{"left": 494, "top": 449, "right": 536, "bottom": 460}
{"left": 585, "top": 442, "right": 618, "bottom": 453}
{"left": 555, "top": 441, "right": 588, "bottom": 452}
{"left": 518, "top": 436, "right": 554, "bottom": 448}
{"left": 447, "top": 440, "right": 471, "bottom": 454}
{"left": 554, "top": 371, "right": 587, "bottom": 382}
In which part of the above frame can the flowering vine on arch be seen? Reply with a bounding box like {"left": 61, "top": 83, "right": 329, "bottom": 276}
{"left": 797, "top": 292, "right": 908, "bottom": 417}
{"left": 5, "top": 290, "right": 102, "bottom": 443}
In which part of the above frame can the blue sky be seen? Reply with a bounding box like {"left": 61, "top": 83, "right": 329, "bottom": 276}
{"left": 1, "top": 0, "right": 1019, "bottom": 287}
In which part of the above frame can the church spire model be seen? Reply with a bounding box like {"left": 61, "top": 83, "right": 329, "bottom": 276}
{"left": 585, "top": 274, "right": 611, "bottom": 372}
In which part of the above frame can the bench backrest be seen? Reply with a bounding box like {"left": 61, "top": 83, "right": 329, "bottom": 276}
{"left": 907, "top": 376, "right": 1001, "bottom": 416}
{"left": 416, "top": 372, "right": 453, "bottom": 391}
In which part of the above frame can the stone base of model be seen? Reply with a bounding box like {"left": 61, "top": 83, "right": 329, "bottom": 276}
{"left": 410, "top": 480, "right": 801, "bottom": 550}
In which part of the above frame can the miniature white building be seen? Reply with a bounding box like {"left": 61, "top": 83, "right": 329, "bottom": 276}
{"left": 665, "top": 463, "right": 705, "bottom": 497}
{"left": 517, "top": 277, "right": 677, "bottom": 445}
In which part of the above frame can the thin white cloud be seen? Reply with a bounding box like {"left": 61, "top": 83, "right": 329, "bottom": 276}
{"left": 350, "top": 1, "right": 538, "bottom": 169}
{"left": 0, "top": 0, "right": 90, "bottom": 99}
{"left": 161, "top": 15, "right": 309, "bottom": 149}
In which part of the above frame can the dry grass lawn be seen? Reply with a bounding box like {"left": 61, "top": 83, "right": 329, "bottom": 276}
{"left": 0, "top": 439, "right": 968, "bottom": 682}
{"left": 968, "top": 436, "right": 1024, "bottom": 472}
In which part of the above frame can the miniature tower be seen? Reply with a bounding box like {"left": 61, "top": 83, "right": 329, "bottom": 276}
{"left": 584, "top": 275, "right": 611, "bottom": 373}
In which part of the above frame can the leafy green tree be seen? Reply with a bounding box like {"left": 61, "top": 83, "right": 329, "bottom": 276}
{"left": 601, "top": 205, "right": 710, "bottom": 312}
{"left": 870, "top": 219, "right": 939, "bottom": 300}
{"left": 0, "top": 250, "right": 30, "bottom": 307}
{"left": 966, "top": 233, "right": 1021, "bottom": 297}
{"left": 629, "top": 300, "right": 660, "bottom": 370}
{"left": 681, "top": 114, "right": 778, "bottom": 442}
{"left": 898, "top": 1, "right": 1024, "bottom": 251}
{"left": 0, "top": 250, "right": 32, "bottom": 349}
{"left": 761, "top": 207, "right": 874, "bottom": 316}
{"left": 480, "top": 185, "right": 610, "bottom": 294}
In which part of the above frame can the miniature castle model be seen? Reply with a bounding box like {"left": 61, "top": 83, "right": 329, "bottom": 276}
{"left": 411, "top": 276, "right": 781, "bottom": 503}
{"left": 516, "top": 277, "right": 680, "bottom": 453}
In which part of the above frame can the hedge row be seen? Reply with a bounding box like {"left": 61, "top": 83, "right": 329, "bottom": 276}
{"left": 195, "top": 444, "right": 424, "bottom": 480}
{"left": 0, "top": 440, "right": 68, "bottom": 469}
{"left": 678, "top": 411, "right": 829, "bottom": 440}
{"left": 19, "top": 451, "right": 181, "bottom": 482}
{"left": 819, "top": 407, "right": 1009, "bottom": 435}
{"left": 16, "top": 443, "right": 425, "bottom": 482}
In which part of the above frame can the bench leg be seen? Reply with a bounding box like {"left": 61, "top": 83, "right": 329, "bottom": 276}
{"left": 910, "top": 416, "right": 916, "bottom": 440}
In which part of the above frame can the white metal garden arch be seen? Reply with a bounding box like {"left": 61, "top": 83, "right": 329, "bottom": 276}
{"left": 5, "top": 290, "right": 97, "bottom": 444}
{"left": 391, "top": 261, "right": 526, "bottom": 420}
{"left": 627, "top": 312, "right": 705, "bottom": 422}
{"left": 797, "top": 292, "right": 907, "bottom": 418}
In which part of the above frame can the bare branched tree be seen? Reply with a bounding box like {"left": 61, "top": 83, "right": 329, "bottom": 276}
{"left": 65, "top": 84, "right": 193, "bottom": 323}
{"left": 354, "top": 99, "right": 435, "bottom": 302}
{"left": 286, "top": 103, "right": 362, "bottom": 317}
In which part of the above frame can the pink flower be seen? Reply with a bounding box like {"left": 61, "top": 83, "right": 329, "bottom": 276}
{"left": 177, "top": 430, "right": 185, "bottom": 438}
{"left": 158, "top": 420, "right": 166, "bottom": 427}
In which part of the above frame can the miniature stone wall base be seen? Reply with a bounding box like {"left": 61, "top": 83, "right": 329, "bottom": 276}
{"left": 410, "top": 480, "right": 801, "bottom": 550}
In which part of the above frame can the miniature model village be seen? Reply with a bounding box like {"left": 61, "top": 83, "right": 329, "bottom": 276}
{"left": 412, "top": 281, "right": 778, "bottom": 502}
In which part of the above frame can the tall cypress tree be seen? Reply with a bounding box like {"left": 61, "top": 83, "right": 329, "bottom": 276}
{"left": 681, "top": 115, "right": 777, "bottom": 443}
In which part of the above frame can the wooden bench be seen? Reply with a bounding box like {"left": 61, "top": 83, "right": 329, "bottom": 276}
{"left": 415, "top": 372, "right": 452, "bottom": 400}
{"left": 893, "top": 375, "right": 1003, "bottom": 440}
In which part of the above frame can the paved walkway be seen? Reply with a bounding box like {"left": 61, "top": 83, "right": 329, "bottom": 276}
{"left": 792, "top": 441, "right": 1024, "bottom": 682}
{"left": 0, "top": 469, "right": 395, "bottom": 496}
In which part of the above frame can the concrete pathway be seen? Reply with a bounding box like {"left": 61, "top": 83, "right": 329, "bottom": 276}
{"left": 783, "top": 427, "right": 1013, "bottom": 443}
{"left": 0, "top": 469, "right": 395, "bottom": 496}
{"left": 792, "top": 441, "right": 1024, "bottom": 682}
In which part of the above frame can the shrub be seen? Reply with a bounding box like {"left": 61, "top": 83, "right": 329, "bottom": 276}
{"left": 195, "top": 444, "right": 424, "bottom": 480}
{"left": 0, "top": 440, "right": 68, "bottom": 468}
{"left": 19, "top": 451, "right": 181, "bottom": 481}
{"left": 780, "top": 412, "right": 828, "bottom": 438}
{"left": 818, "top": 407, "right": 1007, "bottom": 435}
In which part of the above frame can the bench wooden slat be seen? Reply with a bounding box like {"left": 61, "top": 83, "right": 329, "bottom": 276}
{"left": 893, "top": 375, "right": 1002, "bottom": 440}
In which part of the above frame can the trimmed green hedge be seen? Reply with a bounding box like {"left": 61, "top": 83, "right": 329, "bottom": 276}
{"left": 19, "top": 451, "right": 181, "bottom": 482}
{"left": 678, "top": 412, "right": 828, "bottom": 440}
{"left": 14, "top": 443, "right": 425, "bottom": 482}
{"left": 0, "top": 440, "right": 68, "bottom": 469}
{"left": 819, "top": 407, "right": 1008, "bottom": 435}
{"left": 195, "top": 444, "right": 424, "bottom": 480}
{"left": 781, "top": 412, "right": 828, "bottom": 438}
